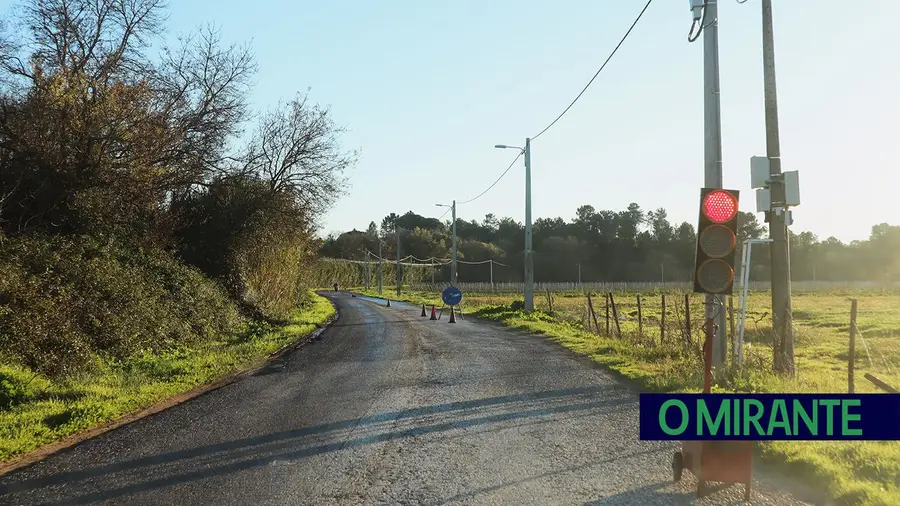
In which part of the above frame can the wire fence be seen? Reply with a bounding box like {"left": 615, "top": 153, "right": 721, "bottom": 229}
{"left": 404, "top": 280, "right": 900, "bottom": 294}
{"left": 364, "top": 284, "right": 900, "bottom": 394}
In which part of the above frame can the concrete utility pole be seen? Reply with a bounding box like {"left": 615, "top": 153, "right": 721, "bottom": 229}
{"left": 494, "top": 140, "right": 534, "bottom": 313}
{"left": 365, "top": 251, "right": 371, "bottom": 289}
{"left": 761, "top": 0, "right": 794, "bottom": 374}
{"left": 396, "top": 228, "right": 402, "bottom": 296}
{"left": 436, "top": 201, "right": 458, "bottom": 287}
{"left": 702, "top": 0, "right": 728, "bottom": 368}
{"left": 451, "top": 200, "right": 458, "bottom": 286}
{"left": 523, "top": 138, "right": 534, "bottom": 313}
{"left": 377, "top": 238, "right": 383, "bottom": 294}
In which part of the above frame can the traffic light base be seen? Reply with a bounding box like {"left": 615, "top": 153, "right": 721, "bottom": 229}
{"left": 673, "top": 441, "right": 753, "bottom": 501}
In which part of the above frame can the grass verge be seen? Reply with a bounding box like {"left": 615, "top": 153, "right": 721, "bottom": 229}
{"left": 0, "top": 290, "right": 335, "bottom": 464}
{"left": 354, "top": 287, "right": 899, "bottom": 506}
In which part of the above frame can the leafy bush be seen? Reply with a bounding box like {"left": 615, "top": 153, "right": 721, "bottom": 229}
{"left": 0, "top": 235, "right": 241, "bottom": 377}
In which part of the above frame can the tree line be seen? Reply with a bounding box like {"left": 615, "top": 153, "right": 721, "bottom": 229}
{"left": 0, "top": 0, "right": 353, "bottom": 376}
{"left": 320, "top": 205, "right": 900, "bottom": 284}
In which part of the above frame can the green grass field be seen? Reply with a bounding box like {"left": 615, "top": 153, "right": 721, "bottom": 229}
{"left": 356, "top": 286, "right": 900, "bottom": 506}
{"left": 0, "top": 291, "right": 335, "bottom": 464}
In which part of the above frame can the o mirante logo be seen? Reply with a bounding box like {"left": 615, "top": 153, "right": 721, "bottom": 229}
{"left": 639, "top": 393, "right": 900, "bottom": 441}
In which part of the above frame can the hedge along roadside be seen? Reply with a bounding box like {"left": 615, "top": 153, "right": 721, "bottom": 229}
{"left": 0, "top": 291, "right": 337, "bottom": 473}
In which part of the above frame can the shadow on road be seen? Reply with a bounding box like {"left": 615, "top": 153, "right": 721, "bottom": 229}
{"left": 1, "top": 386, "right": 634, "bottom": 505}
{"left": 583, "top": 481, "right": 739, "bottom": 505}
{"left": 424, "top": 448, "right": 672, "bottom": 506}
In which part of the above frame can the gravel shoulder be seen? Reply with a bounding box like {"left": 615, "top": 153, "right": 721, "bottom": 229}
{"left": 0, "top": 293, "right": 827, "bottom": 505}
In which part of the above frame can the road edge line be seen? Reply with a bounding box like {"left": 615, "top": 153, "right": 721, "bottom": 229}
{"left": 0, "top": 293, "right": 341, "bottom": 478}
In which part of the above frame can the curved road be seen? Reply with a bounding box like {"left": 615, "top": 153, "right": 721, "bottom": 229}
{"left": 0, "top": 292, "right": 821, "bottom": 505}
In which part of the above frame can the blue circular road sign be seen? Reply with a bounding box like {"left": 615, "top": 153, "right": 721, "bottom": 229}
{"left": 442, "top": 286, "right": 463, "bottom": 306}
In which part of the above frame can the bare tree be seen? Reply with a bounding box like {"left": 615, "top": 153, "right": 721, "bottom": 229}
{"left": 18, "top": 0, "right": 164, "bottom": 78}
{"left": 0, "top": 0, "right": 258, "bottom": 235}
{"left": 150, "top": 25, "right": 257, "bottom": 197}
{"left": 248, "top": 93, "right": 356, "bottom": 219}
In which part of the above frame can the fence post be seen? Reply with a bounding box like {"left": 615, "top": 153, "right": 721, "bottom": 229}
{"left": 864, "top": 373, "right": 898, "bottom": 393}
{"left": 849, "top": 298, "right": 857, "bottom": 394}
{"left": 609, "top": 292, "right": 621, "bottom": 338}
{"left": 605, "top": 293, "right": 610, "bottom": 337}
{"left": 637, "top": 295, "right": 643, "bottom": 339}
{"left": 587, "top": 293, "right": 600, "bottom": 334}
{"left": 684, "top": 294, "right": 692, "bottom": 345}
{"left": 661, "top": 294, "right": 666, "bottom": 343}
{"left": 728, "top": 295, "right": 736, "bottom": 365}
{"left": 728, "top": 296, "right": 735, "bottom": 340}
{"left": 546, "top": 288, "right": 553, "bottom": 315}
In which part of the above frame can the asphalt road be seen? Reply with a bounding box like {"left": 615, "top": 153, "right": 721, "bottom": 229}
{"left": 0, "top": 292, "right": 823, "bottom": 505}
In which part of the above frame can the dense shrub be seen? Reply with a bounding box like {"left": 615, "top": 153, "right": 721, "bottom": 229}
{"left": 0, "top": 235, "right": 241, "bottom": 377}
{"left": 172, "top": 177, "right": 319, "bottom": 321}
{"left": 0, "top": 0, "right": 353, "bottom": 375}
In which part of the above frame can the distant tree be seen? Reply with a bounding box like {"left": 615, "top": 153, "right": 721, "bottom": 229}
{"left": 647, "top": 208, "right": 674, "bottom": 243}
{"left": 381, "top": 213, "right": 400, "bottom": 233}
{"left": 325, "top": 204, "right": 899, "bottom": 284}
{"left": 482, "top": 213, "right": 499, "bottom": 231}
{"left": 737, "top": 212, "right": 766, "bottom": 242}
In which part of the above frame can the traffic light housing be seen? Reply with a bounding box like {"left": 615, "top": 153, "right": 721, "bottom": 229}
{"left": 693, "top": 188, "right": 740, "bottom": 295}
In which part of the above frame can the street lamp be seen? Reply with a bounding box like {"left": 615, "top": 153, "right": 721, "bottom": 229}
{"left": 495, "top": 138, "right": 533, "bottom": 313}
{"left": 436, "top": 201, "right": 457, "bottom": 286}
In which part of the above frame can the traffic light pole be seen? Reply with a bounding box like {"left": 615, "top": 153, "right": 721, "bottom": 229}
{"left": 703, "top": 0, "right": 727, "bottom": 368}
{"left": 761, "top": 0, "right": 794, "bottom": 374}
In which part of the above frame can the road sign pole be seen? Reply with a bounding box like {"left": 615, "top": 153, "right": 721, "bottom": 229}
{"left": 703, "top": 0, "right": 727, "bottom": 368}
{"left": 761, "top": 0, "right": 794, "bottom": 375}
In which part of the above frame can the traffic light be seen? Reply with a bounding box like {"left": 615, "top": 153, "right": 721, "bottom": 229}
{"left": 693, "top": 188, "right": 740, "bottom": 295}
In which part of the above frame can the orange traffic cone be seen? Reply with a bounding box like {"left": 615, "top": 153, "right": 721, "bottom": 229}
{"left": 430, "top": 305, "right": 437, "bottom": 320}
{"left": 449, "top": 306, "right": 457, "bottom": 323}
{"left": 386, "top": 299, "right": 391, "bottom": 307}
{"left": 421, "top": 304, "right": 427, "bottom": 317}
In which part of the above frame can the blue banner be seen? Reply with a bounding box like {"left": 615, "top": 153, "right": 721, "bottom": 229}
{"left": 639, "top": 393, "right": 900, "bottom": 440}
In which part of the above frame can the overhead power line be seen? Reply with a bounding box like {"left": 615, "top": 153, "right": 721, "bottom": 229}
{"left": 454, "top": 0, "right": 653, "bottom": 208}
{"left": 457, "top": 150, "right": 523, "bottom": 205}
{"left": 530, "top": 0, "right": 654, "bottom": 142}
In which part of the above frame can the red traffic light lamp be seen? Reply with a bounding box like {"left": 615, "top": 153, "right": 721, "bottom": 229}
{"left": 694, "top": 189, "right": 740, "bottom": 295}
{"left": 703, "top": 190, "right": 738, "bottom": 223}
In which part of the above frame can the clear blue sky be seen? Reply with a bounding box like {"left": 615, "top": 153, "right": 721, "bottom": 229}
{"left": 4, "top": 1, "right": 899, "bottom": 243}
